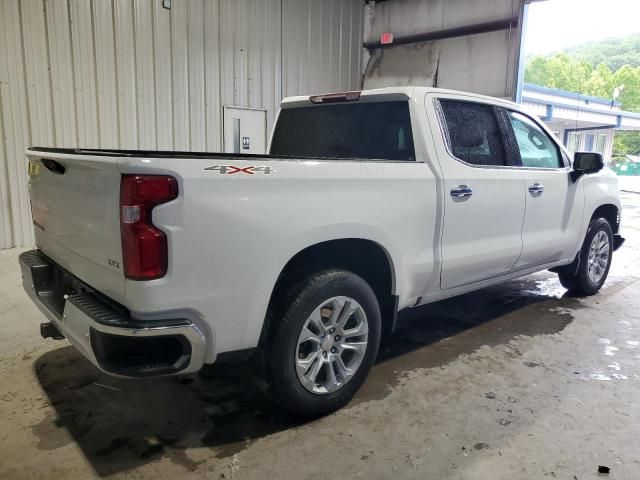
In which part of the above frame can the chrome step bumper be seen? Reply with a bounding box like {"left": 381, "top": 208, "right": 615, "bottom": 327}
{"left": 19, "top": 250, "right": 206, "bottom": 377}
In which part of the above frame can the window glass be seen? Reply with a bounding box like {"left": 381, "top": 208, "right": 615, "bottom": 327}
{"left": 595, "top": 134, "right": 608, "bottom": 154}
{"left": 585, "top": 134, "right": 595, "bottom": 152}
{"left": 508, "top": 111, "right": 562, "bottom": 168}
{"left": 566, "top": 132, "right": 581, "bottom": 154}
{"left": 269, "top": 101, "right": 415, "bottom": 160}
{"left": 439, "top": 100, "right": 506, "bottom": 166}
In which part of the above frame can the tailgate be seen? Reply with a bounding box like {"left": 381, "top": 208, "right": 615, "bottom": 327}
{"left": 26, "top": 149, "right": 125, "bottom": 301}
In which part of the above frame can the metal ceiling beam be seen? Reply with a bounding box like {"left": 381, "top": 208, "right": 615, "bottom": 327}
{"left": 363, "top": 17, "right": 519, "bottom": 50}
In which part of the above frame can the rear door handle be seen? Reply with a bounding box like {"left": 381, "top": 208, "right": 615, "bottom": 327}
{"left": 528, "top": 183, "right": 544, "bottom": 194}
{"left": 450, "top": 185, "right": 473, "bottom": 198}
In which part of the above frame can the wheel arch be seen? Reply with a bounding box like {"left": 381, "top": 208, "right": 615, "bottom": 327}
{"left": 554, "top": 203, "right": 620, "bottom": 277}
{"left": 260, "top": 238, "right": 398, "bottom": 345}
{"left": 591, "top": 203, "right": 620, "bottom": 234}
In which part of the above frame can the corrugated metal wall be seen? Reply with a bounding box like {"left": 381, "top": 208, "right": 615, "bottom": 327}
{"left": 0, "top": 0, "right": 364, "bottom": 249}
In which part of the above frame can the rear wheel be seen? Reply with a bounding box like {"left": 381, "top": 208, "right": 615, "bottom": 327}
{"left": 558, "top": 218, "right": 613, "bottom": 296}
{"left": 258, "top": 269, "right": 381, "bottom": 417}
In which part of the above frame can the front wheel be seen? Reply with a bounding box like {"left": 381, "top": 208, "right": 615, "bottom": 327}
{"left": 259, "top": 269, "right": 381, "bottom": 417}
{"left": 558, "top": 217, "right": 613, "bottom": 296}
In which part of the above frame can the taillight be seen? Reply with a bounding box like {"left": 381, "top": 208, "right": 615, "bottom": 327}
{"left": 120, "top": 175, "right": 178, "bottom": 280}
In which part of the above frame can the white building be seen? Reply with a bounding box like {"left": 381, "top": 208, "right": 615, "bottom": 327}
{"left": 521, "top": 83, "right": 640, "bottom": 162}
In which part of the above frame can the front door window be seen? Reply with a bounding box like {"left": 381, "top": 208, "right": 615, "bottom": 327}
{"left": 508, "top": 111, "right": 562, "bottom": 168}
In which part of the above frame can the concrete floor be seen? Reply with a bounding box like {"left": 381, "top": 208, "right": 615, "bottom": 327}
{"left": 1, "top": 192, "right": 639, "bottom": 480}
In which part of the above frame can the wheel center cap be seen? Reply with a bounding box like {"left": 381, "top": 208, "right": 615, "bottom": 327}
{"left": 322, "top": 335, "right": 334, "bottom": 350}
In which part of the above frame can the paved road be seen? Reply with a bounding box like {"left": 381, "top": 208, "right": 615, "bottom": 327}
{"left": 618, "top": 174, "right": 640, "bottom": 194}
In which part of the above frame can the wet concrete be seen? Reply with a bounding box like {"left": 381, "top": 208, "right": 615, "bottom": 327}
{"left": 1, "top": 191, "right": 639, "bottom": 479}
{"left": 29, "top": 350, "right": 300, "bottom": 474}
{"left": 359, "top": 284, "right": 581, "bottom": 404}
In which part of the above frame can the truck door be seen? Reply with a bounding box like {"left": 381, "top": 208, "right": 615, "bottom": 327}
{"left": 501, "top": 109, "right": 584, "bottom": 269}
{"left": 429, "top": 96, "right": 526, "bottom": 289}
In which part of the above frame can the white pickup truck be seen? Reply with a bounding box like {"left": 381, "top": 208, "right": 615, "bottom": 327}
{"left": 21, "top": 87, "right": 624, "bottom": 417}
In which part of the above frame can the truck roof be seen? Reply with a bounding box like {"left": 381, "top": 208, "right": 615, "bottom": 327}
{"left": 281, "top": 86, "right": 519, "bottom": 109}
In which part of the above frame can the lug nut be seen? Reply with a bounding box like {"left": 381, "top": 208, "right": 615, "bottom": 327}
{"left": 329, "top": 328, "right": 335, "bottom": 334}
{"left": 331, "top": 347, "right": 337, "bottom": 353}
{"left": 335, "top": 335, "right": 340, "bottom": 341}
{"left": 322, "top": 351, "right": 327, "bottom": 358}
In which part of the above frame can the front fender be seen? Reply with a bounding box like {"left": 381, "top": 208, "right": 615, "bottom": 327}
{"left": 575, "top": 169, "right": 622, "bottom": 250}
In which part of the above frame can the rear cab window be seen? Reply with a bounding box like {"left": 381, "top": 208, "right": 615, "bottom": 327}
{"left": 270, "top": 101, "right": 415, "bottom": 161}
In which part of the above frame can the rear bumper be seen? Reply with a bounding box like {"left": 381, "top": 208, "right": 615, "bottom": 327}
{"left": 19, "top": 250, "right": 206, "bottom": 377}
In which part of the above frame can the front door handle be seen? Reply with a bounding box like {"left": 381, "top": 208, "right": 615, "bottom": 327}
{"left": 450, "top": 185, "right": 473, "bottom": 198}
{"left": 528, "top": 183, "right": 544, "bottom": 195}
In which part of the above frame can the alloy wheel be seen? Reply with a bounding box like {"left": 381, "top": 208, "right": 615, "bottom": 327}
{"left": 295, "top": 296, "right": 369, "bottom": 395}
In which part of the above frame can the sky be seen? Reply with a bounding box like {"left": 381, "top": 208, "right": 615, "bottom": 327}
{"left": 525, "top": 0, "right": 640, "bottom": 55}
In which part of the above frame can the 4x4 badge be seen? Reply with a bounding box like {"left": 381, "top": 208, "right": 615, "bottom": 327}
{"left": 204, "top": 165, "right": 275, "bottom": 175}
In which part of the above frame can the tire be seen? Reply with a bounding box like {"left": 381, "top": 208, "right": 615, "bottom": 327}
{"left": 257, "top": 269, "right": 381, "bottom": 417}
{"left": 558, "top": 217, "right": 613, "bottom": 296}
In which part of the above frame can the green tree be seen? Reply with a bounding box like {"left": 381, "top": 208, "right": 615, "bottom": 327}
{"left": 525, "top": 54, "right": 593, "bottom": 92}
{"left": 613, "top": 65, "right": 640, "bottom": 112}
{"left": 584, "top": 63, "right": 615, "bottom": 99}
{"left": 614, "top": 131, "right": 640, "bottom": 156}
{"left": 565, "top": 33, "right": 640, "bottom": 71}
{"left": 524, "top": 51, "right": 640, "bottom": 157}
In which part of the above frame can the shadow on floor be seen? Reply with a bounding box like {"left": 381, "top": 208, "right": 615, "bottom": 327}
{"left": 32, "top": 273, "right": 581, "bottom": 476}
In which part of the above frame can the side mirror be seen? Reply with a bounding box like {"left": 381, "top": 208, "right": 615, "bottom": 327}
{"left": 570, "top": 152, "right": 604, "bottom": 182}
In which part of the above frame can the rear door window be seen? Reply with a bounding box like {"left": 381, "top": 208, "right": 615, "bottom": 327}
{"left": 439, "top": 100, "right": 507, "bottom": 167}
{"left": 269, "top": 101, "right": 415, "bottom": 160}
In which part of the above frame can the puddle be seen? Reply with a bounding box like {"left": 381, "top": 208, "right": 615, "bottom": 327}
{"left": 604, "top": 346, "right": 619, "bottom": 356}
{"left": 589, "top": 366, "right": 630, "bottom": 381}
{"left": 586, "top": 335, "right": 635, "bottom": 382}
{"left": 355, "top": 275, "right": 580, "bottom": 403}
{"left": 521, "top": 277, "right": 567, "bottom": 299}
{"left": 608, "top": 362, "right": 621, "bottom": 371}
{"left": 590, "top": 372, "right": 612, "bottom": 381}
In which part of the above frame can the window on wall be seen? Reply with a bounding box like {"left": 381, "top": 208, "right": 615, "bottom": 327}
{"left": 585, "top": 134, "right": 595, "bottom": 151}
{"left": 508, "top": 111, "right": 562, "bottom": 168}
{"left": 439, "top": 100, "right": 507, "bottom": 167}
{"left": 595, "top": 134, "right": 608, "bottom": 154}
{"left": 566, "top": 132, "right": 581, "bottom": 154}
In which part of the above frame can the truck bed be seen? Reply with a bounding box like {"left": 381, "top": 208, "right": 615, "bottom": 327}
{"left": 28, "top": 146, "right": 405, "bottom": 163}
